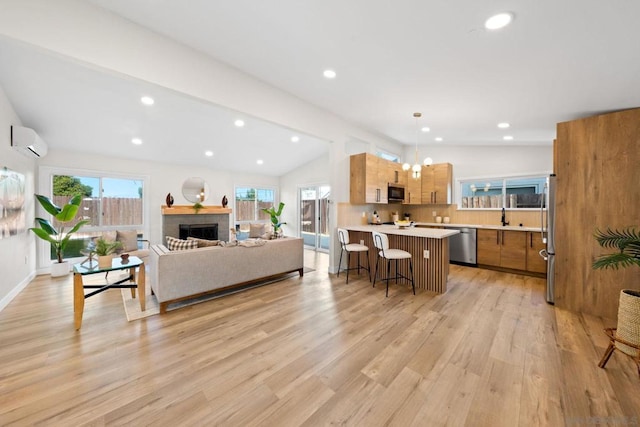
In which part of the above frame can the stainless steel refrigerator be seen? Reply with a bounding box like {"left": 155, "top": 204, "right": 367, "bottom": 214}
{"left": 539, "top": 174, "right": 556, "bottom": 304}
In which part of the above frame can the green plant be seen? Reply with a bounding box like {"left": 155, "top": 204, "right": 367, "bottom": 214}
{"left": 593, "top": 227, "right": 640, "bottom": 270}
{"left": 262, "top": 202, "right": 286, "bottom": 232}
{"left": 29, "top": 194, "right": 89, "bottom": 263}
{"left": 94, "top": 238, "right": 122, "bottom": 256}
{"left": 193, "top": 202, "right": 203, "bottom": 213}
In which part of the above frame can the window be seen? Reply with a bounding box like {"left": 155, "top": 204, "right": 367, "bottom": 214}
{"left": 43, "top": 171, "right": 145, "bottom": 261}
{"left": 235, "top": 186, "right": 276, "bottom": 224}
{"left": 376, "top": 151, "right": 400, "bottom": 163}
{"left": 459, "top": 175, "right": 547, "bottom": 209}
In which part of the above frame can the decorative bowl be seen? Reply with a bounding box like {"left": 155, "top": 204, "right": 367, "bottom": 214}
{"left": 394, "top": 220, "right": 411, "bottom": 229}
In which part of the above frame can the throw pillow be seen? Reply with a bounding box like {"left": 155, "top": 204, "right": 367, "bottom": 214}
{"left": 101, "top": 230, "right": 117, "bottom": 243}
{"left": 116, "top": 230, "right": 139, "bottom": 252}
{"left": 187, "top": 237, "right": 220, "bottom": 247}
{"left": 166, "top": 236, "right": 198, "bottom": 251}
{"left": 249, "top": 223, "right": 265, "bottom": 238}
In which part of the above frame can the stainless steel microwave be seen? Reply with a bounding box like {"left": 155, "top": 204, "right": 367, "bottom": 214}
{"left": 388, "top": 184, "right": 405, "bottom": 203}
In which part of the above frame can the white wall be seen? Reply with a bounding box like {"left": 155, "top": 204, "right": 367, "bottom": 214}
{"left": 0, "top": 86, "right": 37, "bottom": 311}
{"left": 407, "top": 144, "right": 553, "bottom": 191}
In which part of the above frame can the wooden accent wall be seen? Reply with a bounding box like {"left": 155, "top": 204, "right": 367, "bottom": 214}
{"left": 555, "top": 108, "right": 640, "bottom": 319}
{"left": 348, "top": 231, "right": 450, "bottom": 293}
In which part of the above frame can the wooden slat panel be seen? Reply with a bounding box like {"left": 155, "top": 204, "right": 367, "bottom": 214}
{"left": 350, "top": 230, "right": 449, "bottom": 293}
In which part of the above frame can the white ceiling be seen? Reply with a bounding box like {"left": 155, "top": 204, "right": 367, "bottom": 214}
{"left": 0, "top": 39, "right": 329, "bottom": 176}
{"left": 87, "top": 0, "right": 640, "bottom": 146}
{"left": 2, "top": 1, "right": 640, "bottom": 175}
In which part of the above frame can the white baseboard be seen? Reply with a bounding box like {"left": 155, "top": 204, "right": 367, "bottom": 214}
{"left": 0, "top": 272, "right": 36, "bottom": 312}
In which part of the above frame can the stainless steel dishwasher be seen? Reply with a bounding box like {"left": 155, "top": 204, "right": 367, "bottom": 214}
{"left": 449, "top": 227, "right": 477, "bottom": 266}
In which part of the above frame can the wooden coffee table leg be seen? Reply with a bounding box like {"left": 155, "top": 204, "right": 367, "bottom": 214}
{"left": 138, "top": 263, "right": 146, "bottom": 312}
{"left": 129, "top": 266, "right": 136, "bottom": 299}
{"left": 73, "top": 273, "right": 85, "bottom": 330}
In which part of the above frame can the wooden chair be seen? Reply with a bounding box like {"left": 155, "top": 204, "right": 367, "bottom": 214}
{"left": 371, "top": 231, "right": 415, "bottom": 297}
{"left": 337, "top": 228, "right": 370, "bottom": 283}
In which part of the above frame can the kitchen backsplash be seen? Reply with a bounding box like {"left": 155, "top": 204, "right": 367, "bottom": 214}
{"left": 339, "top": 203, "right": 542, "bottom": 228}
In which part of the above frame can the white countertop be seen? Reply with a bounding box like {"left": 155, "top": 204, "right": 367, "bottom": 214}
{"left": 414, "top": 222, "right": 542, "bottom": 232}
{"left": 346, "top": 224, "right": 459, "bottom": 239}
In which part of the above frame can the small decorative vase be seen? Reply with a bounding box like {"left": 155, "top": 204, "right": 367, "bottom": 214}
{"left": 98, "top": 255, "right": 113, "bottom": 269}
{"left": 222, "top": 195, "right": 228, "bottom": 208}
{"left": 166, "top": 193, "right": 174, "bottom": 207}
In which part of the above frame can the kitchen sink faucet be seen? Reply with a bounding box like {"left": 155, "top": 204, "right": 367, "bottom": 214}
{"left": 501, "top": 207, "right": 510, "bottom": 227}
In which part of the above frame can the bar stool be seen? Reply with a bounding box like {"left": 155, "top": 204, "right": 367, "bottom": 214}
{"left": 372, "top": 231, "right": 415, "bottom": 297}
{"left": 337, "top": 228, "right": 371, "bottom": 283}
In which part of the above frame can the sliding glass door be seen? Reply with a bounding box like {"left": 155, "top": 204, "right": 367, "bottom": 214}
{"left": 299, "top": 185, "right": 330, "bottom": 251}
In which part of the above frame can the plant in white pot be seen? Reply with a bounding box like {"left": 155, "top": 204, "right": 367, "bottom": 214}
{"left": 594, "top": 227, "right": 640, "bottom": 376}
{"left": 262, "top": 202, "right": 285, "bottom": 238}
{"left": 29, "top": 194, "right": 89, "bottom": 277}
{"left": 94, "top": 237, "right": 122, "bottom": 269}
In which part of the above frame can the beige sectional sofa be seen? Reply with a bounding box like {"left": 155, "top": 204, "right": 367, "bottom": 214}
{"left": 149, "top": 237, "right": 304, "bottom": 312}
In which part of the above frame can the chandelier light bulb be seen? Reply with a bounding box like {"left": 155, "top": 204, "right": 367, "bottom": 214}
{"left": 423, "top": 157, "right": 433, "bottom": 166}
{"left": 402, "top": 162, "right": 411, "bottom": 171}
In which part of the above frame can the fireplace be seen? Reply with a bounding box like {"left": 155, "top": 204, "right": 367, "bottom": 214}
{"left": 179, "top": 223, "right": 218, "bottom": 240}
{"left": 161, "top": 206, "right": 230, "bottom": 243}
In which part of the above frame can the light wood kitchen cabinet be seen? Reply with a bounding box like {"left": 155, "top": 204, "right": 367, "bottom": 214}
{"left": 477, "top": 228, "right": 526, "bottom": 270}
{"left": 350, "top": 153, "right": 388, "bottom": 204}
{"left": 421, "top": 163, "right": 453, "bottom": 204}
{"left": 386, "top": 162, "right": 407, "bottom": 187}
{"left": 526, "top": 231, "right": 547, "bottom": 273}
{"left": 405, "top": 174, "right": 422, "bottom": 204}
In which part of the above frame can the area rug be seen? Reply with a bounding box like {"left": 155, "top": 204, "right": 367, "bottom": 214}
{"left": 117, "top": 271, "right": 159, "bottom": 321}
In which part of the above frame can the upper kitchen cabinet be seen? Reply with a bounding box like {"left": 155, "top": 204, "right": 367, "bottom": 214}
{"left": 386, "top": 161, "right": 407, "bottom": 187}
{"left": 350, "top": 153, "right": 388, "bottom": 204}
{"left": 421, "top": 163, "right": 453, "bottom": 204}
{"left": 405, "top": 173, "right": 422, "bottom": 205}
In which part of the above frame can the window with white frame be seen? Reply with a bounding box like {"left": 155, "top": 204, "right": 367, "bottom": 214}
{"left": 234, "top": 186, "right": 276, "bottom": 225}
{"left": 459, "top": 175, "right": 548, "bottom": 209}
{"left": 39, "top": 168, "right": 146, "bottom": 261}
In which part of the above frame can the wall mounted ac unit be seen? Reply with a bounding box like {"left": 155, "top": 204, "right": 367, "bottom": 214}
{"left": 10, "top": 125, "right": 48, "bottom": 158}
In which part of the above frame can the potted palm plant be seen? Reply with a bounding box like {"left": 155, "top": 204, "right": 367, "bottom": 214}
{"left": 30, "top": 194, "right": 89, "bottom": 277}
{"left": 262, "top": 202, "right": 286, "bottom": 238}
{"left": 94, "top": 237, "right": 122, "bottom": 268}
{"left": 594, "top": 227, "right": 640, "bottom": 374}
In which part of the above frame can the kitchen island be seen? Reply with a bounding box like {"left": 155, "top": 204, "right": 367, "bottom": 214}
{"left": 345, "top": 225, "right": 459, "bottom": 293}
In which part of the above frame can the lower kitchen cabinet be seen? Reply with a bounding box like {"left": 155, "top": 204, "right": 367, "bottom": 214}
{"left": 477, "top": 229, "right": 526, "bottom": 271}
{"left": 526, "top": 231, "right": 547, "bottom": 273}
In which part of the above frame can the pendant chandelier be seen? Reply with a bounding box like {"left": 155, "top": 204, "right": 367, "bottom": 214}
{"left": 402, "top": 112, "right": 433, "bottom": 179}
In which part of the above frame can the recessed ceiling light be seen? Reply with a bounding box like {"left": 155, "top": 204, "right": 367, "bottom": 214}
{"left": 323, "top": 69, "right": 337, "bottom": 79}
{"left": 131, "top": 138, "right": 143, "bottom": 145}
{"left": 503, "top": 135, "right": 514, "bottom": 140}
{"left": 205, "top": 150, "right": 214, "bottom": 157}
{"left": 140, "top": 96, "right": 154, "bottom": 106}
{"left": 234, "top": 119, "right": 245, "bottom": 127}
{"left": 291, "top": 136, "right": 300, "bottom": 143}
{"left": 256, "top": 159, "right": 264, "bottom": 165}
{"left": 435, "top": 137, "right": 443, "bottom": 142}
{"left": 497, "top": 122, "right": 510, "bottom": 129}
{"left": 421, "top": 127, "right": 430, "bottom": 133}
{"left": 485, "top": 12, "right": 514, "bottom": 30}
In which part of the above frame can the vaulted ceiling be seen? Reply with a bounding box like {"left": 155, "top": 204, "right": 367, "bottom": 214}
{"left": 2, "top": 1, "right": 640, "bottom": 174}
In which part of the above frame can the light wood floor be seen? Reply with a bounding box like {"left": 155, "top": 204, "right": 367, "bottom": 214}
{"left": 1, "top": 250, "right": 639, "bottom": 426}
